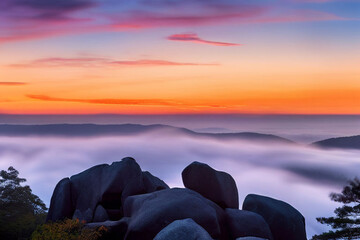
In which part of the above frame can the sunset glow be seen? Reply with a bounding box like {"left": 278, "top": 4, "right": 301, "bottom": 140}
{"left": 1, "top": 0, "right": 359, "bottom": 114}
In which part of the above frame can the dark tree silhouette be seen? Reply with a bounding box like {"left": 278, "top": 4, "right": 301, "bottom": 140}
{"left": 0, "top": 166, "right": 47, "bottom": 240}
{"left": 312, "top": 178, "right": 360, "bottom": 240}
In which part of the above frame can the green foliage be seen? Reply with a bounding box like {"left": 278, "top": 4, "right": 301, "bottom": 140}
{"left": 0, "top": 166, "right": 47, "bottom": 240}
{"left": 31, "top": 219, "right": 108, "bottom": 240}
{"left": 312, "top": 178, "right": 360, "bottom": 240}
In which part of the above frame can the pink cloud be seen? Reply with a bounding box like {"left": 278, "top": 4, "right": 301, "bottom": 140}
{"left": 167, "top": 33, "right": 241, "bottom": 46}
{"left": 9, "top": 57, "right": 218, "bottom": 68}
{"left": 109, "top": 59, "right": 218, "bottom": 66}
{"left": 0, "top": 1, "right": 348, "bottom": 45}
{"left": 110, "top": 5, "right": 267, "bottom": 29}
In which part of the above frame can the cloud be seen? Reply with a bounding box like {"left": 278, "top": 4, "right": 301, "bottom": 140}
{"left": 10, "top": 57, "right": 218, "bottom": 68}
{"left": 109, "top": 59, "right": 217, "bottom": 66}
{"left": 0, "top": 0, "right": 97, "bottom": 44}
{"left": 26, "top": 95, "right": 227, "bottom": 109}
{"left": 10, "top": 57, "right": 111, "bottom": 68}
{"left": 0, "top": 132, "right": 358, "bottom": 238}
{"left": 111, "top": 5, "right": 267, "bottom": 28}
{"left": 0, "top": 0, "right": 348, "bottom": 44}
{"left": 27, "top": 95, "right": 181, "bottom": 106}
{"left": 0, "top": 0, "right": 96, "bottom": 21}
{"left": 113, "top": 8, "right": 344, "bottom": 29}
{"left": 252, "top": 9, "right": 344, "bottom": 23}
{"left": 167, "top": 33, "right": 241, "bottom": 46}
{"left": 0, "top": 82, "right": 27, "bottom": 86}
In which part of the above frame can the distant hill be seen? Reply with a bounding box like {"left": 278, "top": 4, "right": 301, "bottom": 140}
{"left": 194, "top": 127, "right": 233, "bottom": 133}
{"left": 313, "top": 135, "right": 360, "bottom": 150}
{"left": 0, "top": 124, "right": 293, "bottom": 144}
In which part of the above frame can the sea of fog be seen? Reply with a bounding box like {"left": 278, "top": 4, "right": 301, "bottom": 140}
{"left": 1, "top": 132, "right": 360, "bottom": 238}
{"left": 0, "top": 114, "right": 360, "bottom": 238}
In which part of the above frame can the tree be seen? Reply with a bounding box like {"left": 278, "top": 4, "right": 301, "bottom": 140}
{"left": 0, "top": 166, "right": 47, "bottom": 240}
{"left": 312, "top": 178, "right": 360, "bottom": 240}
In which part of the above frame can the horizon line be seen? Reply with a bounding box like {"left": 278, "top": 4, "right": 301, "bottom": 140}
{"left": 1, "top": 113, "right": 360, "bottom": 117}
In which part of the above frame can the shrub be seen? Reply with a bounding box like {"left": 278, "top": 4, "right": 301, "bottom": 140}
{"left": 31, "top": 219, "right": 108, "bottom": 240}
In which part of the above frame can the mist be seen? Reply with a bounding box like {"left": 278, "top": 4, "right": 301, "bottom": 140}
{"left": 0, "top": 132, "right": 359, "bottom": 237}
{"left": 1, "top": 114, "right": 360, "bottom": 143}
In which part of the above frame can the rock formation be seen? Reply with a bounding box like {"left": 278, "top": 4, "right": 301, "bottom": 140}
{"left": 153, "top": 218, "right": 213, "bottom": 240}
{"left": 47, "top": 157, "right": 307, "bottom": 240}
{"left": 243, "top": 194, "right": 307, "bottom": 240}
{"left": 182, "top": 161, "right": 239, "bottom": 209}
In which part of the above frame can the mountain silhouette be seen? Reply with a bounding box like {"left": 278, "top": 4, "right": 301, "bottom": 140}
{"left": 0, "top": 124, "right": 293, "bottom": 143}
{"left": 313, "top": 135, "right": 360, "bottom": 150}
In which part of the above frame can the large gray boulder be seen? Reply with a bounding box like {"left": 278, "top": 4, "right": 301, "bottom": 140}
{"left": 47, "top": 157, "right": 169, "bottom": 223}
{"left": 225, "top": 208, "right": 273, "bottom": 240}
{"left": 70, "top": 157, "right": 144, "bottom": 221}
{"left": 46, "top": 178, "right": 73, "bottom": 221}
{"left": 182, "top": 161, "right": 239, "bottom": 209}
{"left": 142, "top": 171, "right": 169, "bottom": 192}
{"left": 123, "top": 188, "right": 227, "bottom": 240}
{"left": 242, "top": 194, "right": 306, "bottom": 240}
{"left": 154, "top": 218, "right": 213, "bottom": 240}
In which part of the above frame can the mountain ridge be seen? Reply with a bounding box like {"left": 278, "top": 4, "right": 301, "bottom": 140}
{"left": 312, "top": 135, "right": 360, "bottom": 150}
{"left": 1, "top": 123, "right": 360, "bottom": 149}
{"left": 0, "top": 123, "right": 293, "bottom": 144}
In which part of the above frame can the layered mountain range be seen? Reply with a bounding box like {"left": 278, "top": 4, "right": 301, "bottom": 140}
{"left": 0, "top": 124, "right": 359, "bottom": 150}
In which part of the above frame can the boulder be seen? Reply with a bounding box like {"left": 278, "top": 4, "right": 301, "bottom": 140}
{"left": 70, "top": 157, "right": 144, "bottom": 221}
{"left": 182, "top": 161, "right": 238, "bottom": 209}
{"left": 72, "top": 208, "right": 93, "bottom": 222}
{"left": 47, "top": 157, "right": 170, "bottom": 223}
{"left": 85, "top": 218, "right": 129, "bottom": 240}
{"left": 153, "top": 218, "right": 213, "bottom": 240}
{"left": 142, "top": 171, "right": 169, "bottom": 192}
{"left": 93, "top": 205, "right": 109, "bottom": 222}
{"left": 46, "top": 178, "right": 73, "bottom": 222}
{"left": 123, "top": 188, "right": 227, "bottom": 240}
{"left": 225, "top": 208, "right": 273, "bottom": 240}
{"left": 242, "top": 194, "right": 306, "bottom": 240}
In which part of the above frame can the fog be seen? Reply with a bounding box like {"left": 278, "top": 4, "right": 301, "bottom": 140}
{"left": 1, "top": 114, "right": 360, "bottom": 143}
{"left": 0, "top": 132, "right": 360, "bottom": 237}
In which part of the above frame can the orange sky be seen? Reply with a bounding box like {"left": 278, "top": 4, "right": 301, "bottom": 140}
{"left": 1, "top": 0, "right": 360, "bottom": 114}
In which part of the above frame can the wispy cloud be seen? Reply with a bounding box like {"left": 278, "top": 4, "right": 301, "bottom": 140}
{"left": 0, "top": 0, "right": 349, "bottom": 44}
{"left": 110, "top": 5, "right": 267, "bottom": 29}
{"left": 10, "top": 57, "right": 109, "bottom": 68}
{"left": 0, "top": 82, "right": 27, "bottom": 86}
{"left": 109, "top": 59, "right": 217, "bottom": 66}
{"left": 167, "top": 33, "right": 241, "bottom": 46}
{"left": 27, "top": 95, "right": 181, "bottom": 106}
{"left": 26, "top": 94, "right": 227, "bottom": 109}
{"left": 0, "top": 0, "right": 96, "bottom": 21}
{"left": 9, "top": 57, "right": 218, "bottom": 68}
{"left": 253, "top": 9, "right": 345, "bottom": 23}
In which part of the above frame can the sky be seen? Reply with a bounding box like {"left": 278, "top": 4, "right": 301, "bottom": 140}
{"left": 0, "top": 0, "right": 360, "bottom": 114}
{"left": 1, "top": 2, "right": 360, "bottom": 238}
